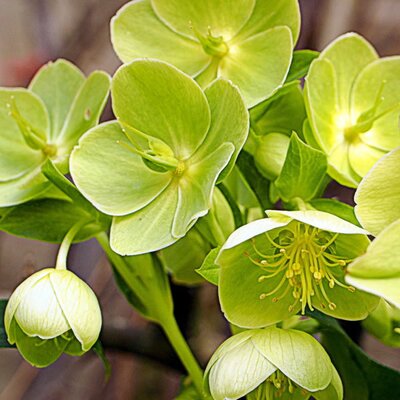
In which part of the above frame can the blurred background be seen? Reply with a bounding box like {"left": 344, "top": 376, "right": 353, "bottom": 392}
{"left": 0, "top": 0, "right": 400, "bottom": 399}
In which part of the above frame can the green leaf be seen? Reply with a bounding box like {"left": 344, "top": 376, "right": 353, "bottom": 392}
{"left": 309, "top": 198, "right": 360, "bottom": 226}
{"left": 29, "top": 59, "right": 85, "bottom": 142}
{"left": 236, "top": 151, "right": 272, "bottom": 211}
{"left": 221, "top": 26, "right": 293, "bottom": 108}
{"left": 175, "top": 381, "right": 202, "bottom": 400}
{"left": 275, "top": 133, "right": 327, "bottom": 202}
{"left": 355, "top": 147, "right": 400, "bottom": 236}
{"left": 196, "top": 247, "right": 221, "bottom": 285}
{"left": 111, "top": 0, "right": 209, "bottom": 75}
{"left": 286, "top": 50, "right": 320, "bottom": 82}
{"left": 0, "top": 199, "right": 107, "bottom": 243}
{"left": 151, "top": 0, "right": 255, "bottom": 41}
{"left": 312, "top": 310, "right": 400, "bottom": 400}
{"left": 0, "top": 300, "right": 12, "bottom": 348}
{"left": 112, "top": 59, "right": 211, "bottom": 159}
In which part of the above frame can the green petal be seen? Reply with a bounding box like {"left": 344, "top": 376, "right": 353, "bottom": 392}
{"left": 0, "top": 89, "right": 48, "bottom": 181}
{"left": 195, "top": 58, "right": 219, "bottom": 88}
{"left": 208, "top": 336, "right": 276, "bottom": 400}
{"left": 111, "top": 0, "right": 209, "bottom": 76}
{"left": 151, "top": 0, "right": 255, "bottom": 41}
{"left": 350, "top": 57, "right": 400, "bottom": 151}
{"left": 14, "top": 274, "right": 70, "bottom": 339}
{"left": 218, "top": 237, "right": 300, "bottom": 328}
{"left": 355, "top": 147, "right": 400, "bottom": 236}
{"left": 320, "top": 33, "right": 378, "bottom": 114}
{"left": 5, "top": 268, "right": 53, "bottom": 342}
{"left": 0, "top": 167, "right": 50, "bottom": 207}
{"left": 56, "top": 71, "right": 110, "bottom": 151}
{"left": 195, "top": 78, "right": 249, "bottom": 181}
{"left": 233, "top": 0, "right": 300, "bottom": 44}
{"left": 12, "top": 319, "right": 68, "bottom": 368}
{"left": 220, "top": 26, "right": 293, "bottom": 108}
{"left": 348, "top": 140, "right": 385, "bottom": 177}
{"left": 110, "top": 181, "right": 178, "bottom": 255}
{"left": 252, "top": 327, "right": 332, "bottom": 391}
{"left": 313, "top": 366, "right": 343, "bottom": 400}
{"left": 173, "top": 143, "right": 234, "bottom": 237}
{"left": 29, "top": 59, "right": 85, "bottom": 142}
{"left": 70, "top": 122, "right": 172, "bottom": 216}
{"left": 50, "top": 270, "right": 102, "bottom": 351}
{"left": 112, "top": 59, "right": 211, "bottom": 159}
{"left": 266, "top": 210, "right": 368, "bottom": 235}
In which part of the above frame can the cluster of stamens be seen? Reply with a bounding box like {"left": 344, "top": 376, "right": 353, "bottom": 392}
{"left": 247, "top": 222, "right": 355, "bottom": 314}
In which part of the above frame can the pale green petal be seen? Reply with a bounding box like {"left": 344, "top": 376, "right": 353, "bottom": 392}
{"left": 111, "top": 181, "right": 178, "bottom": 255}
{"left": 320, "top": 33, "right": 378, "bottom": 114}
{"left": 209, "top": 337, "right": 276, "bottom": 400}
{"left": 14, "top": 274, "right": 70, "bottom": 339}
{"left": 50, "top": 270, "right": 102, "bottom": 351}
{"left": 29, "top": 59, "right": 85, "bottom": 142}
{"left": 173, "top": 143, "right": 234, "bottom": 237}
{"left": 5, "top": 268, "right": 53, "bottom": 343}
{"left": 313, "top": 366, "right": 343, "bottom": 400}
{"left": 233, "top": 0, "right": 301, "bottom": 44}
{"left": 348, "top": 139, "right": 385, "bottom": 177}
{"left": 252, "top": 327, "right": 332, "bottom": 391}
{"left": 304, "top": 59, "right": 339, "bottom": 153}
{"left": 355, "top": 147, "right": 400, "bottom": 236}
{"left": 194, "top": 78, "right": 249, "bottom": 181}
{"left": 218, "top": 238, "right": 300, "bottom": 327}
{"left": 0, "top": 167, "right": 50, "bottom": 207}
{"left": 112, "top": 60, "right": 210, "bottom": 159}
{"left": 351, "top": 57, "right": 400, "bottom": 151}
{"left": 0, "top": 89, "right": 48, "bottom": 181}
{"left": 70, "top": 122, "right": 172, "bottom": 216}
{"left": 220, "top": 218, "right": 289, "bottom": 250}
{"left": 265, "top": 210, "right": 368, "bottom": 235}
{"left": 111, "top": 0, "right": 209, "bottom": 75}
{"left": 151, "top": 0, "right": 255, "bottom": 41}
{"left": 195, "top": 58, "right": 219, "bottom": 88}
{"left": 56, "top": 71, "right": 110, "bottom": 150}
{"left": 219, "top": 26, "right": 293, "bottom": 108}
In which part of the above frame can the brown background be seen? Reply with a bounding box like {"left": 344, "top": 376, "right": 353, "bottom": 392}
{"left": 0, "top": 1, "right": 400, "bottom": 399}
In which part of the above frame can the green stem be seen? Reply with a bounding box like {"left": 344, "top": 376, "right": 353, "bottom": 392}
{"left": 160, "top": 315, "right": 206, "bottom": 397}
{"left": 55, "top": 220, "right": 87, "bottom": 270}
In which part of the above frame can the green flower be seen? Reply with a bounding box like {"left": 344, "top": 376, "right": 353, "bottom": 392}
{"left": 205, "top": 327, "right": 343, "bottom": 400}
{"left": 0, "top": 59, "right": 110, "bottom": 206}
{"left": 111, "top": 0, "right": 300, "bottom": 107}
{"left": 217, "top": 209, "right": 379, "bottom": 327}
{"left": 70, "top": 60, "right": 248, "bottom": 255}
{"left": 5, "top": 268, "right": 102, "bottom": 367}
{"left": 304, "top": 33, "right": 400, "bottom": 187}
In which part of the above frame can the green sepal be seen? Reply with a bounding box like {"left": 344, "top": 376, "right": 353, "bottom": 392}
{"left": 196, "top": 247, "right": 221, "bottom": 286}
{"left": 286, "top": 50, "right": 320, "bottom": 83}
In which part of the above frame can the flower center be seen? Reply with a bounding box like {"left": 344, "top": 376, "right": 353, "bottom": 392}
{"left": 191, "top": 25, "right": 229, "bottom": 58}
{"left": 247, "top": 222, "right": 355, "bottom": 314}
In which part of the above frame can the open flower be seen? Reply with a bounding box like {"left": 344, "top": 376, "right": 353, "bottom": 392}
{"left": 304, "top": 33, "right": 400, "bottom": 187}
{"left": 71, "top": 59, "right": 248, "bottom": 256}
{"left": 111, "top": 0, "right": 300, "bottom": 107}
{"left": 0, "top": 59, "right": 110, "bottom": 206}
{"left": 205, "top": 326, "right": 343, "bottom": 400}
{"left": 217, "top": 209, "right": 379, "bottom": 327}
{"left": 5, "top": 268, "right": 102, "bottom": 367}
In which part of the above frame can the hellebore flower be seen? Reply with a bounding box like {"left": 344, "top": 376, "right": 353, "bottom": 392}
{"left": 205, "top": 326, "right": 343, "bottom": 400}
{"left": 70, "top": 59, "right": 249, "bottom": 255}
{"left": 0, "top": 59, "right": 110, "bottom": 206}
{"left": 217, "top": 209, "right": 379, "bottom": 327}
{"left": 5, "top": 268, "right": 102, "bottom": 367}
{"left": 111, "top": 0, "right": 300, "bottom": 107}
{"left": 304, "top": 33, "right": 400, "bottom": 187}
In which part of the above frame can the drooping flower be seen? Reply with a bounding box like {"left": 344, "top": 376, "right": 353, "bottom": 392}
{"left": 111, "top": 0, "right": 300, "bottom": 107}
{"left": 217, "top": 209, "right": 379, "bottom": 327}
{"left": 0, "top": 59, "right": 110, "bottom": 206}
{"left": 304, "top": 33, "right": 400, "bottom": 187}
{"left": 70, "top": 59, "right": 248, "bottom": 255}
{"left": 205, "top": 326, "right": 343, "bottom": 400}
{"left": 5, "top": 268, "right": 102, "bottom": 367}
